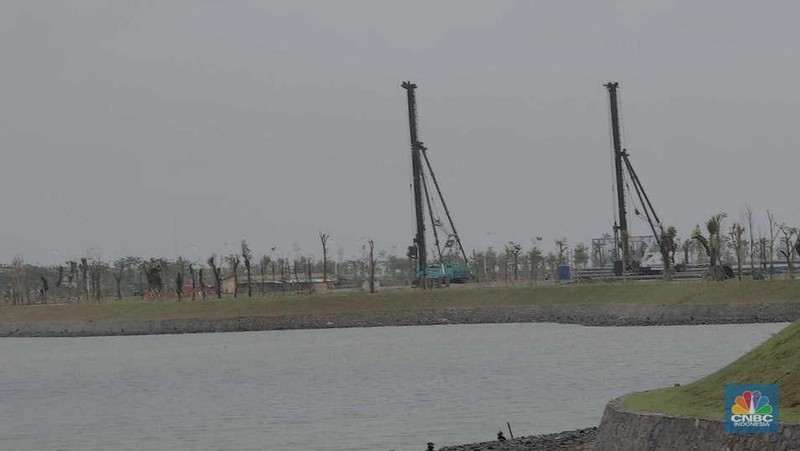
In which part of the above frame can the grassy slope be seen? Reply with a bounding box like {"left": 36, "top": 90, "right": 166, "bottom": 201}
{"left": 625, "top": 319, "right": 800, "bottom": 422}
{"left": 1, "top": 279, "right": 799, "bottom": 324}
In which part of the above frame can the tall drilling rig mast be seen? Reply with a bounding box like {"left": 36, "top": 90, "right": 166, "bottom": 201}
{"left": 605, "top": 82, "right": 629, "bottom": 273}
{"left": 402, "top": 81, "right": 428, "bottom": 280}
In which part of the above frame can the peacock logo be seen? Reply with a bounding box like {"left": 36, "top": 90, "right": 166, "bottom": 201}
{"left": 725, "top": 384, "right": 779, "bottom": 433}
{"left": 731, "top": 390, "right": 773, "bottom": 415}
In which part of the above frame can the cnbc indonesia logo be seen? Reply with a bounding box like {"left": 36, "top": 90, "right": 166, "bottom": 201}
{"left": 725, "top": 385, "right": 779, "bottom": 433}
{"left": 731, "top": 390, "right": 773, "bottom": 424}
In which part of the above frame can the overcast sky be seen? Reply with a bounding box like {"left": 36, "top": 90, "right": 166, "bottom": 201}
{"left": 2, "top": 1, "right": 800, "bottom": 264}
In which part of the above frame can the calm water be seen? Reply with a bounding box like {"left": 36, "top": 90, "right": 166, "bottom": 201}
{"left": 0, "top": 322, "right": 787, "bottom": 450}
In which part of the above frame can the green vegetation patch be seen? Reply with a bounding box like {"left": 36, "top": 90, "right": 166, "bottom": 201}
{"left": 624, "top": 319, "right": 800, "bottom": 423}
{"left": 1, "top": 280, "right": 799, "bottom": 325}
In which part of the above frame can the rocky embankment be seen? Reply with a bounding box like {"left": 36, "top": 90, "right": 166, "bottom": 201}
{"left": 593, "top": 397, "right": 800, "bottom": 450}
{"left": 437, "top": 427, "right": 597, "bottom": 451}
{"left": 2, "top": 301, "right": 799, "bottom": 337}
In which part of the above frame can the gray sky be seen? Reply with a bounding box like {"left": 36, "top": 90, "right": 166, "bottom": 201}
{"left": 2, "top": 1, "right": 800, "bottom": 264}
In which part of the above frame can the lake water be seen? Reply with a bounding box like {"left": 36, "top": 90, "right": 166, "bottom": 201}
{"left": 0, "top": 322, "right": 788, "bottom": 450}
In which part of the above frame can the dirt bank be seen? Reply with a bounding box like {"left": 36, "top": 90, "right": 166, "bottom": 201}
{"left": 437, "top": 427, "right": 597, "bottom": 450}
{"left": 1, "top": 301, "right": 798, "bottom": 337}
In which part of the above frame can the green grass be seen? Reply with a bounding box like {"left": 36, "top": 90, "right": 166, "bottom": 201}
{"left": 1, "top": 279, "right": 799, "bottom": 325}
{"left": 625, "top": 319, "right": 800, "bottom": 422}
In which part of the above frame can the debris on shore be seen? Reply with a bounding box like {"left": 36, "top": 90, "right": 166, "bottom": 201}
{"left": 436, "top": 427, "right": 597, "bottom": 451}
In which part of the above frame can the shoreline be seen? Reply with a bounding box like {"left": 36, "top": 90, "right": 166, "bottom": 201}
{"left": 1, "top": 301, "right": 798, "bottom": 337}
{"left": 437, "top": 427, "right": 597, "bottom": 450}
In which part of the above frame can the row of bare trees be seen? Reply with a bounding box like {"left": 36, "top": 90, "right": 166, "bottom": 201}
{"left": 2, "top": 256, "right": 106, "bottom": 305}
{"left": 648, "top": 206, "right": 800, "bottom": 281}
{"left": 687, "top": 208, "right": 800, "bottom": 281}
{"left": 1, "top": 232, "right": 386, "bottom": 304}
{"left": 469, "top": 237, "right": 583, "bottom": 284}
{"left": 465, "top": 207, "right": 800, "bottom": 284}
{"left": 4, "top": 206, "right": 799, "bottom": 305}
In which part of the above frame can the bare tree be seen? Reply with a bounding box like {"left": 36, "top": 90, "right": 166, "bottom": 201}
{"left": 174, "top": 257, "right": 186, "bottom": 301}
{"left": 292, "top": 260, "right": 300, "bottom": 289}
{"left": 758, "top": 237, "right": 769, "bottom": 275}
{"left": 745, "top": 205, "right": 756, "bottom": 277}
{"left": 207, "top": 255, "right": 222, "bottom": 299}
{"left": 198, "top": 266, "right": 207, "bottom": 299}
{"left": 555, "top": 238, "right": 569, "bottom": 267}
{"left": 692, "top": 213, "right": 727, "bottom": 280}
{"left": 11, "top": 256, "right": 27, "bottom": 305}
{"left": 681, "top": 239, "right": 693, "bottom": 267}
{"left": 139, "top": 261, "right": 145, "bottom": 299}
{"left": 778, "top": 225, "right": 798, "bottom": 279}
{"left": 89, "top": 260, "right": 104, "bottom": 302}
{"left": 505, "top": 242, "right": 522, "bottom": 283}
{"left": 112, "top": 258, "right": 126, "bottom": 300}
{"left": 55, "top": 265, "right": 64, "bottom": 300}
{"left": 67, "top": 261, "right": 78, "bottom": 300}
{"left": 320, "top": 232, "right": 330, "bottom": 283}
{"left": 658, "top": 227, "right": 677, "bottom": 280}
{"left": 368, "top": 239, "right": 376, "bottom": 293}
{"left": 292, "top": 243, "right": 302, "bottom": 290}
{"left": 306, "top": 257, "right": 314, "bottom": 293}
{"left": 528, "top": 244, "right": 543, "bottom": 285}
{"left": 189, "top": 263, "right": 197, "bottom": 301}
{"left": 40, "top": 276, "right": 49, "bottom": 304}
{"left": 79, "top": 258, "right": 89, "bottom": 301}
{"left": 573, "top": 242, "right": 590, "bottom": 270}
{"left": 470, "top": 250, "right": 481, "bottom": 284}
{"left": 241, "top": 240, "right": 253, "bottom": 297}
{"left": 144, "top": 259, "right": 166, "bottom": 298}
{"left": 226, "top": 254, "right": 240, "bottom": 298}
{"left": 175, "top": 268, "right": 184, "bottom": 301}
{"left": 259, "top": 256, "right": 270, "bottom": 295}
{"left": 729, "top": 223, "right": 746, "bottom": 280}
{"left": 767, "top": 210, "right": 778, "bottom": 279}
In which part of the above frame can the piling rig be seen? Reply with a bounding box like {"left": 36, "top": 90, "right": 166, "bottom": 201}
{"left": 401, "top": 81, "right": 472, "bottom": 286}
{"left": 605, "top": 82, "right": 667, "bottom": 274}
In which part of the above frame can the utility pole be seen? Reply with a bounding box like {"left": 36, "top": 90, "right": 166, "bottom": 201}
{"left": 402, "top": 81, "right": 427, "bottom": 285}
{"left": 605, "top": 82, "right": 628, "bottom": 273}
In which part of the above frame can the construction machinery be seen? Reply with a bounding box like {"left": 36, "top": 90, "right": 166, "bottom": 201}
{"left": 605, "top": 82, "right": 668, "bottom": 274}
{"left": 401, "top": 81, "right": 472, "bottom": 286}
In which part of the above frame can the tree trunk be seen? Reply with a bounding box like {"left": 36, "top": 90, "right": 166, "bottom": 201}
{"left": 139, "top": 265, "right": 145, "bottom": 300}
{"left": 368, "top": 240, "right": 376, "bottom": 293}
{"left": 293, "top": 261, "right": 300, "bottom": 293}
{"left": 660, "top": 245, "right": 672, "bottom": 281}
{"left": 307, "top": 260, "right": 313, "bottom": 294}
{"left": 176, "top": 271, "right": 183, "bottom": 302}
{"left": 40, "top": 276, "right": 48, "bottom": 304}
{"left": 114, "top": 274, "right": 122, "bottom": 300}
{"left": 320, "top": 233, "right": 329, "bottom": 284}
{"left": 233, "top": 272, "right": 239, "bottom": 298}
{"left": 246, "top": 266, "right": 252, "bottom": 297}
{"left": 190, "top": 265, "right": 196, "bottom": 301}
{"left": 198, "top": 268, "right": 205, "bottom": 299}
{"left": 737, "top": 254, "right": 742, "bottom": 280}
{"left": 259, "top": 264, "right": 265, "bottom": 296}
{"left": 323, "top": 246, "right": 328, "bottom": 283}
{"left": 746, "top": 207, "right": 755, "bottom": 278}
{"left": 767, "top": 211, "right": 776, "bottom": 280}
